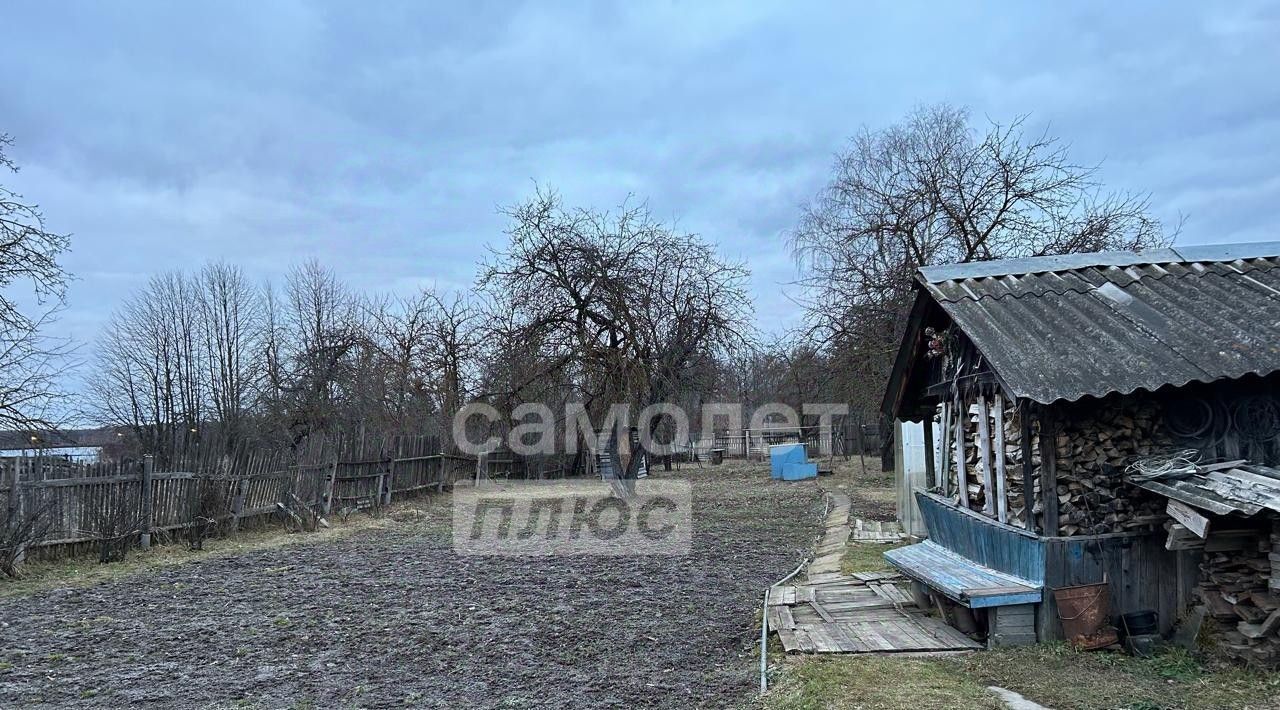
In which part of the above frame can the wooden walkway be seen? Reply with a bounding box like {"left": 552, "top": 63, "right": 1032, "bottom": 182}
{"left": 769, "top": 491, "right": 980, "bottom": 654}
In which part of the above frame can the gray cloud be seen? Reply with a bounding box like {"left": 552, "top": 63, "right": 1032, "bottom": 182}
{"left": 1, "top": 0, "right": 1277, "bottom": 359}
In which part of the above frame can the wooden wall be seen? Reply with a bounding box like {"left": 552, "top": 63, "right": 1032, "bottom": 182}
{"left": 916, "top": 492, "right": 1200, "bottom": 640}
{"left": 1040, "top": 532, "right": 1201, "bottom": 639}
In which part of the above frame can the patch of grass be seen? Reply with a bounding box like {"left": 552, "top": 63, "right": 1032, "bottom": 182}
{"left": 840, "top": 543, "right": 904, "bottom": 575}
{"left": 949, "top": 643, "right": 1280, "bottom": 710}
{"left": 765, "top": 655, "right": 1001, "bottom": 710}
{"left": 766, "top": 645, "right": 1280, "bottom": 710}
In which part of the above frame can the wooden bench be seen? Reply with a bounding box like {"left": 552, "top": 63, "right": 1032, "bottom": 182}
{"left": 886, "top": 540, "right": 1041, "bottom": 647}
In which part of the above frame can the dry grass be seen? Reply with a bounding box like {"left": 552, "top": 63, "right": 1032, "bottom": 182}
{"left": 764, "top": 644, "right": 1280, "bottom": 710}
{"left": 839, "top": 542, "right": 904, "bottom": 576}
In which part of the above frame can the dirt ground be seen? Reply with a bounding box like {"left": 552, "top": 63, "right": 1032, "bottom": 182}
{"left": 0, "top": 463, "right": 824, "bottom": 709}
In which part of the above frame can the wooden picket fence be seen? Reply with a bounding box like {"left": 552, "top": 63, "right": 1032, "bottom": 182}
{"left": 0, "top": 447, "right": 493, "bottom": 559}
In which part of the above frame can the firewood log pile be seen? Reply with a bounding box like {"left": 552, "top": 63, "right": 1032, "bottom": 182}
{"left": 1049, "top": 399, "right": 1172, "bottom": 536}
{"left": 953, "top": 396, "right": 1171, "bottom": 535}
{"left": 1000, "top": 403, "right": 1033, "bottom": 529}
{"left": 1198, "top": 522, "right": 1280, "bottom": 666}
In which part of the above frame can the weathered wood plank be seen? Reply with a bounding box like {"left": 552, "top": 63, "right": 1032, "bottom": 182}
{"left": 992, "top": 393, "right": 1008, "bottom": 524}
{"left": 976, "top": 395, "right": 996, "bottom": 517}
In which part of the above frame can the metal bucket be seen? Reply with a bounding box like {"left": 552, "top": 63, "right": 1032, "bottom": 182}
{"left": 1053, "top": 583, "right": 1111, "bottom": 647}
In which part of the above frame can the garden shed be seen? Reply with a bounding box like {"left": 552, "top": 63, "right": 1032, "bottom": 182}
{"left": 880, "top": 242, "right": 1280, "bottom": 661}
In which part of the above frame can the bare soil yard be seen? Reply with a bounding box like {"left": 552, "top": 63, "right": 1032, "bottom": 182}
{"left": 0, "top": 465, "right": 822, "bottom": 709}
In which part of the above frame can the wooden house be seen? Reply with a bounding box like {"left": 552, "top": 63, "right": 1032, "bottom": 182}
{"left": 880, "top": 242, "right": 1280, "bottom": 661}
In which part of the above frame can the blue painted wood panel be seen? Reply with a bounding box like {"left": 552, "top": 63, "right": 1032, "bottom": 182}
{"left": 915, "top": 491, "right": 1046, "bottom": 583}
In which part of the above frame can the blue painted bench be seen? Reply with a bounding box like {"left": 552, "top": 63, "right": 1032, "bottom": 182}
{"left": 884, "top": 540, "right": 1042, "bottom": 608}
{"left": 884, "top": 492, "right": 1047, "bottom": 647}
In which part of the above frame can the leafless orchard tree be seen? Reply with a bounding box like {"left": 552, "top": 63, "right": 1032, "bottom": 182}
{"left": 362, "top": 287, "right": 482, "bottom": 441}
{"left": 263, "top": 260, "right": 364, "bottom": 447}
{"left": 480, "top": 187, "right": 753, "bottom": 468}
{"left": 0, "top": 134, "right": 73, "bottom": 431}
{"left": 89, "top": 272, "right": 206, "bottom": 464}
{"left": 197, "top": 262, "right": 264, "bottom": 448}
{"left": 789, "top": 104, "right": 1176, "bottom": 419}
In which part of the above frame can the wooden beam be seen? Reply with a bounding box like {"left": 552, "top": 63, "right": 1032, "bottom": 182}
{"left": 1038, "top": 409, "right": 1059, "bottom": 535}
{"left": 1019, "top": 401, "right": 1035, "bottom": 532}
{"left": 939, "top": 401, "right": 952, "bottom": 497}
{"left": 955, "top": 398, "right": 968, "bottom": 509}
{"left": 976, "top": 395, "right": 996, "bottom": 516}
{"left": 1167, "top": 500, "right": 1211, "bottom": 538}
{"left": 992, "top": 393, "right": 1008, "bottom": 524}
{"left": 922, "top": 409, "right": 937, "bottom": 490}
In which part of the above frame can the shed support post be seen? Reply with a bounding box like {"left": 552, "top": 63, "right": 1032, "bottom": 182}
{"left": 955, "top": 398, "right": 968, "bottom": 509}
{"left": 1038, "top": 409, "right": 1059, "bottom": 536}
{"left": 1020, "top": 402, "right": 1036, "bottom": 532}
{"left": 922, "top": 411, "right": 936, "bottom": 490}
{"left": 992, "top": 393, "right": 1008, "bottom": 524}
{"left": 976, "top": 394, "right": 996, "bottom": 516}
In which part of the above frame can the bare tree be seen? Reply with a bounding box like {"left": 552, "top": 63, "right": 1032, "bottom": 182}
{"left": 363, "top": 290, "right": 438, "bottom": 433}
{"left": 790, "top": 104, "right": 1175, "bottom": 418}
{"left": 421, "top": 290, "right": 483, "bottom": 448}
{"left": 480, "top": 187, "right": 752, "bottom": 467}
{"left": 88, "top": 272, "right": 204, "bottom": 464}
{"left": 0, "top": 134, "right": 73, "bottom": 430}
{"left": 264, "top": 260, "right": 363, "bottom": 446}
{"left": 196, "top": 262, "right": 264, "bottom": 447}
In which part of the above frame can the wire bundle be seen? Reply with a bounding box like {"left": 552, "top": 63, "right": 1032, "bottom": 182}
{"left": 1125, "top": 449, "right": 1202, "bottom": 482}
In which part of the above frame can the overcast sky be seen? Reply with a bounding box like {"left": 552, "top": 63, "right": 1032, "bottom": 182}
{"left": 3, "top": 1, "right": 1279, "bottom": 358}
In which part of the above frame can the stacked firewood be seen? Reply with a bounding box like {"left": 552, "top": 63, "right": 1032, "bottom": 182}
{"left": 1050, "top": 399, "right": 1172, "bottom": 536}
{"left": 1198, "top": 528, "right": 1280, "bottom": 666}
{"left": 959, "top": 400, "right": 1022, "bottom": 519}
{"left": 1000, "top": 405, "right": 1033, "bottom": 529}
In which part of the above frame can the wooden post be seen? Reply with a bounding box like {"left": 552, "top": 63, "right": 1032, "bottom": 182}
{"left": 322, "top": 459, "right": 338, "bottom": 515}
{"left": 9, "top": 456, "right": 25, "bottom": 566}
{"left": 976, "top": 394, "right": 996, "bottom": 517}
{"left": 938, "top": 401, "right": 952, "bottom": 497}
{"left": 229, "top": 476, "right": 250, "bottom": 534}
{"left": 383, "top": 458, "right": 395, "bottom": 506}
{"left": 922, "top": 411, "right": 936, "bottom": 490}
{"left": 1038, "top": 409, "right": 1059, "bottom": 536}
{"left": 955, "top": 399, "right": 968, "bottom": 509}
{"left": 992, "top": 393, "right": 1008, "bottom": 524}
{"left": 140, "top": 454, "right": 154, "bottom": 550}
{"left": 1020, "top": 402, "right": 1036, "bottom": 532}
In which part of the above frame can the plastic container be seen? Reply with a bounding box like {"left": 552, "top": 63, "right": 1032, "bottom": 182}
{"left": 768, "top": 443, "right": 807, "bottom": 479}
{"left": 781, "top": 462, "right": 818, "bottom": 481}
{"left": 1120, "top": 610, "right": 1158, "bottom": 638}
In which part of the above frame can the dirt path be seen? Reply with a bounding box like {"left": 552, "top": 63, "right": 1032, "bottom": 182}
{"left": 0, "top": 466, "right": 821, "bottom": 709}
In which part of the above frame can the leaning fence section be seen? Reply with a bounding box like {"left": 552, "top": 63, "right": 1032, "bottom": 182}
{"left": 1, "top": 442, "right": 487, "bottom": 560}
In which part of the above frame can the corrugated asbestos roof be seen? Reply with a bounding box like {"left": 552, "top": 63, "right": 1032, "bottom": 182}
{"left": 1129, "top": 463, "right": 1280, "bottom": 517}
{"left": 919, "top": 242, "right": 1280, "bottom": 405}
